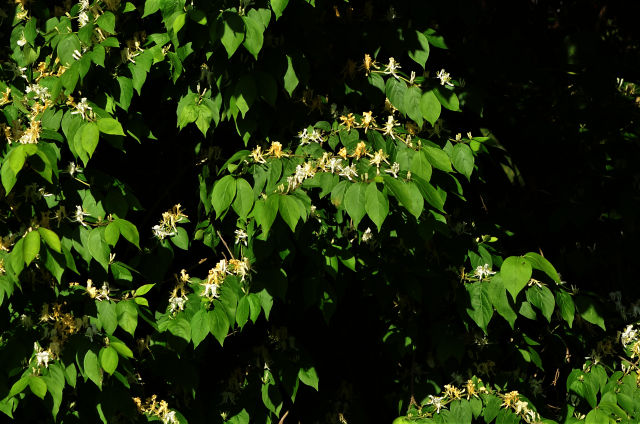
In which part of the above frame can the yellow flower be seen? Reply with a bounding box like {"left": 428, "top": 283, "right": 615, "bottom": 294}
{"left": 361, "top": 54, "right": 379, "bottom": 75}
{"left": 340, "top": 113, "right": 356, "bottom": 130}
{"left": 443, "top": 384, "right": 463, "bottom": 400}
{"left": 266, "top": 141, "right": 286, "bottom": 158}
{"left": 361, "top": 111, "right": 376, "bottom": 132}
{"left": 250, "top": 145, "right": 266, "bottom": 163}
{"left": 337, "top": 147, "right": 348, "bottom": 159}
{"left": 351, "top": 141, "right": 368, "bottom": 160}
{"left": 501, "top": 391, "right": 520, "bottom": 409}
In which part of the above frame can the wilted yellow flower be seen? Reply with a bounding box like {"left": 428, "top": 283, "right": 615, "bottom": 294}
{"left": 361, "top": 54, "right": 379, "bottom": 75}
{"left": 337, "top": 147, "right": 348, "bottom": 159}
{"left": 351, "top": 141, "right": 368, "bottom": 160}
{"left": 361, "top": 111, "right": 376, "bottom": 132}
{"left": 266, "top": 141, "right": 286, "bottom": 158}
{"left": 443, "top": 384, "right": 463, "bottom": 400}
{"left": 340, "top": 113, "right": 356, "bottom": 130}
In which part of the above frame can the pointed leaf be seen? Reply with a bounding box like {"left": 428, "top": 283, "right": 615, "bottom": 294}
{"left": 501, "top": 256, "right": 532, "bottom": 302}
{"left": 365, "top": 183, "right": 389, "bottom": 231}
{"left": 344, "top": 182, "right": 367, "bottom": 228}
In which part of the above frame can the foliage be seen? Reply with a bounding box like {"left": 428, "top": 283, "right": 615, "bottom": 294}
{"left": 0, "top": 0, "right": 639, "bottom": 423}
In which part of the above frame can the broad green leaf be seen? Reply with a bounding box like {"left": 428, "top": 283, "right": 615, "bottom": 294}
{"left": 105, "top": 222, "right": 119, "bottom": 247}
{"left": 555, "top": 290, "right": 575, "bottom": 328}
{"left": 434, "top": 85, "right": 460, "bottom": 111}
{"left": 87, "top": 228, "right": 110, "bottom": 271}
{"left": 76, "top": 122, "right": 100, "bottom": 161}
{"left": 385, "top": 77, "right": 407, "bottom": 114}
{"left": 344, "top": 183, "right": 367, "bottom": 228}
{"left": 43, "top": 363, "right": 65, "bottom": 417}
{"left": 96, "top": 11, "right": 115, "bottom": 33}
{"left": 404, "top": 86, "right": 423, "bottom": 127}
{"left": 220, "top": 13, "right": 245, "bottom": 58}
{"left": 57, "top": 34, "right": 81, "bottom": 65}
{"left": 8, "top": 377, "right": 29, "bottom": 398}
{"left": 168, "top": 318, "right": 191, "bottom": 342}
{"left": 38, "top": 227, "right": 61, "bottom": 253}
{"left": 576, "top": 296, "right": 606, "bottom": 330}
{"left": 191, "top": 310, "right": 209, "bottom": 348}
{"left": 466, "top": 282, "right": 493, "bottom": 333}
{"left": 585, "top": 408, "right": 608, "bottom": 424}
{"left": 410, "top": 149, "right": 432, "bottom": 182}
{"left": 208, "top": 307, "right": 230, "bottom": 346}
{"left": 142, "top": 0, "right": 160, "bottom": 17}
{"left": 501, "top": 256, "right": 532, "bottom": 301}
{"left": 408, "top": 30, "right": 430, "bottom": 69}
{"left": 234, "top": 75, "right": 257, "bottom": 118}
{"left": 423, "top": 146, "right": 453, "bottom": 172}
{"left": 449, "top": 400, "right": 472, "bottom": 424}
{"left": 29, "top": 377, "right": 47, "bottom": 399}
{"left": 97, "top": 301, "right": 118, "bottom": 335}
{"left": 524, "top": 252, "right": 561, "bottom": 283}
{"left": 284, "top": 55, "right": 299, "bottom": 96}
{"left": 116, "top": 300, "right": 138, "bottom": 336}
{"left": 279, "top": 195, "right": 301, "bottom": 231}
{"left": 99, "top": 347, "right": 118, "bottom": 375}
{"left": 271, "top": 0, "right": 289, "bottom": 20}
{"left": 171, "top": 226, "right": 189, "bottom": 250}
{"left": 487, "top": 274, "right": 517, "bottom": 329}
{"left": 242, "top": 14, "right": 264, "bottom": 59}
{"left": 526, "top": 285, "right": 555, "bottom": 322}
{"left": 65, "top": 363, "right": 77, "bottom": 389}
{"left": 254, "top": 195, "right": 279, "bottom": 235}
{"left": 413, "top": 178, "right": 445, "bottom": 212}
{"left": 97, "top": 118, "right": 125, "bottom": 136}
{"left": 211, "top": 175, "right": 237, "bottom": 218}
{"left": 23, "top": 230, "right": 40, "bottom": 266}
{"left": 365, "top": 183, "right": 389, "bottom": 231}
{"left": 115, "top": 219, "right": 139, "bottom": 248}
{"left": 135, "top": 283, "right": 155, "bottom": 297}
{"left": 451, "top": 143, "right": 474, "bottom": 180}
{"left": 248, "top": 293, "right": 262, "bottom": 323}
{"left": 176, "top": 92, "right": 199, "bottom": 129}
{"left": 83, "top": 350, "right": 102, "bottom": 389}
{"left": 298, "top": 366, "right": 319, "bottom": 391}
{"left": 384, "top": 177, "right": 424, "bottom": 219}
{"left": 232, "top": 178, "right": 254, "bottom": 218}
{"left": 109, "top": 340, "right": 134, "bottom": 358}
{"left": 236, "top": 296, "right": 250, "bottom": 329}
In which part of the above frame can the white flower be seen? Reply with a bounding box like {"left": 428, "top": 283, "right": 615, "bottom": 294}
{"left": 385, "top": 162, "right": 400, "bottom": 178}
{"left": 338, "top": 163, "right": 358, "bottom": 181}
{"left": 474, "top": 264, "right": 495, "bottom": 280}
{"left": 436, "top": 69, "right": 454, "bottom": 87}
{"left": 234, "top": 229, "right": 248, "bottom": 246}
{"left": 382, "top": 116, "right": 398, "bottom": 139}
{"left": 361, "top": 227, "right": 373, "bottom": 242}
{"left": 202, "top": 282, "right": 219, "bottom": 299}
{"left": 34, "top": 343, "right": 52, "bottom": 368}
{"left": 621, "top": 325, "right": 638, "bottom": 347}
{"left": 298, "top": 128, "right": 324, "bottom": 146}
{"left": 383, "top": 57, "right": 401, "bottom": 79}
{"left": 163, "top": 411, "right": 178, "bottom": 424}
{"left": 70, "top": 97, "right": 93, "bottom": 120}
{"left": 169, "top": 296, "right": 187, "bottom": 314}
{"left": 17, "top": 35, "right": 27, "bottom": 47}
{"left": 426, "top": 395, "right": 445, "bottom": 413}
{"left": 326, "top": 157, "right": 342, "bottom": 174}
{"left": 74, "top": 205, "right": 90, "bottom": 226}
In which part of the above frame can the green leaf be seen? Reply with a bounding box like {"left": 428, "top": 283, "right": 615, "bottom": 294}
{"left": 284, "top": 55, "right": 299, "bottom": 96}
{"left": 38, "top": 227, "right": 61, "bottom": 253}
{"left": 87, "top": 228, "right": 110, "bottom": 271}
{"left": 208, "top": 307, "right": 230, "bottom": 346}
{"left": 168, "top": 318, "right": 191, "bottom": 342}
{"left": 29, "top": 376, "right": 47, "bottom": 400}
{"left": 234, "top": 75, "right": 257, "bottom": 118}
{"left": 23, "top": 230, "right": 40, "bottom": 266}
{"left": 344, "top": 183, "right": 367, "bottom": 228}
{"left": 434, "top": 86, "right": 460, "bottom": 111}
{"left": 116, "top": 300, "right": 138, "bottom": 336}
{"left": 404, "top": 86, "right": 423, "bottom": 127}
{"left": 190, "top": 310, "right": 209, "bottom": 348}
{"left": 576, "top": 296, "right": 606, "bottom": 330}
{"left": 248, "top": 293, "right": 262, "bottom": 323}
{"left": 242, "top": 14, "right": 264, "bottom": 59}
{"left": 386, "top": 77, "right": 407, "bottom": 114}
{"left": 487, "top": 274, "right": 517, "bottom": 329}
{"left": 423, "top": 146, "right": 453, "bottom": 172}
{"left": 555, "top": 290, "right": 575, "bottom": 328}
{"left": 117, "top": 76, "right": 133, "bottom": 111}
{"left": 501, "top": 256, "right": 532, "bottom": 302}
{"left": 104, "top": 222, "right": 119, "bottom": 246}
{"left": 526, "top": 285, "right": 555, "bottom": 322}
{"left": 57, "top": 34, "right": 81, "bottom": 65}
{"left": 451, "top": 143, "right": 474, "bottom": 180}
{"left": 80, "top": 122, "right": 100, "bottom": 160}
{"left": 109, "top": 340, "right": 134, "bottom": 358}
{"left": 97, "top": 118, "right": 125, "bottom": 136}
{"left": 449, "top": 400, "right": 472, "bottom": 424}
{"left": 220, "top": 13, "right": 245, "bottom": 58}
{"left": 410, "top": 149, "right": 433, "bottom": 182}
{"left": 97, "top": 301, "right": 118, "bottom": 335}
{"left": 298, "top": 366, "right": 319, "bottom": 391}
{"left": 271, "top": 0, "right": 289, "bottom": 20}
{"left": 236, "top": 296, "right": 250, "bottom": 329}
{"left": 466, "top": 282, "right": 493, "bottom": 333}
{"left": 135, "top": 283, "right": 155, "bottom": 297}
{"left": 254, "top": 195, "right": 279, "bottom": 235}
{"left": 408, "top": 30, "right": 430, "bottom": 69}
{"left": 414, "top": 178, "right": 445, "bottom": 212}
{"left": 176, "top": 92, "right": 199, "bottom": 129}
{"left": 585, "top": 409, "right": 608, "bottom": 424}
{"left": 99, "top": 347, "right": 118, "bottom": 375}
{"left": 383, "top": 177, "right": 424, "bottom": 219}
{"left": 279, "top": 195, "right": 301, "bottom": 231}
{"left": 142, "top": 0, "right": 160, "bottom": 17}
{"left": 115, "top": 219, "right": 139, "bottom": 248}
{"left": 96, "top": 11, "right": 115, "bottom": 33}
{"left": 524, "top": 252, "right": 561, "bottom": 283}
{"left": 83, "top": 350, "right": 103, "bottom": 389}
{"left": 211, "top": 175, "right": 237, "bottom": 218}
{"left": 171, "top": 226, "right": 189, "bottom": 250}
{"left": 8, "top": 376, "right": 29, "bottom": 398}
{"left": 232, "top": 178, "right": 254, "bottom": 218}
{"left": 365, "top": 183, "right": 389, "bottom": 231}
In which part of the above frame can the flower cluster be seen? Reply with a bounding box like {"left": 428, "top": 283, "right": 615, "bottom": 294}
{"left": 152, "top": 204, "right": 188, "bottom": 240}
{"left": 474, "top": 264, "right": 496, "bottom": 280}
{"left": 133, "top": 395, "right": 179, "bottom": 424}
{"left": 621, "top": 324, "right": 640, "bottom": 358}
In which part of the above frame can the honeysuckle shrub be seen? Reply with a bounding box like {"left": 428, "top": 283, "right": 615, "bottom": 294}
{"left": 0, "top": 1, "right": 638, "bottom": 423}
